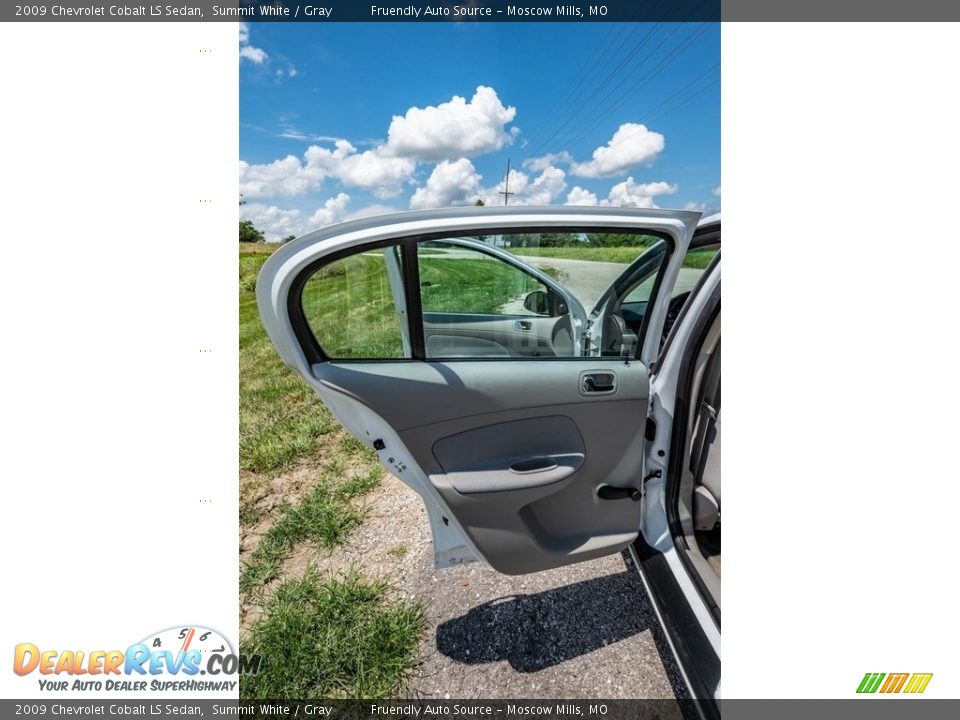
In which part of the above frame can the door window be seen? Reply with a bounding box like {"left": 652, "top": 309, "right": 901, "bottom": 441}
{"left": 300, "top": 245, "right": 410, "bottom": 360}
{"left": 297, "top": 229, "right": 674, "bottom": 362}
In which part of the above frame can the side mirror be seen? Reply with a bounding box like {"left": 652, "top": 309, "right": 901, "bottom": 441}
{"left": 523, "top": 289, "right": 550, "bottom": 315}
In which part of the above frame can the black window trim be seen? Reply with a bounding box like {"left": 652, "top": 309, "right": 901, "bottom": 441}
{"left": 288, "top": 225, "right": 674, "bottom": 365}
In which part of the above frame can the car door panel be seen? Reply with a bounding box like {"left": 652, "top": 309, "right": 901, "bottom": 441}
{"left": 313, "top": 358, "right": 649, "bottom": 574}
{"left": 258, "top": 207, "right": 699, "bottom": 575}
{"left": 422, "top": 313, "right": 571, "bottom": 358}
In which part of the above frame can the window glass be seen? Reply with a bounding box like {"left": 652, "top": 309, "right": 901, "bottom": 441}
{"left": 673, "top": 247, "right": 719, "bottom": 297}
{"left": 611, "top": 244, "right": 719, "bottom": 357}
{"left": 418, "top": 240, "right": 560, "bottom": 359}
{"left": 418, "top": 241, "right": 549, "bottom": 316}
{"left": 300, "top": 245, "right": 410, "bottom": 359}
{"left": 622, "top": 245, "right": 718, "bottom": 303}
{"left": 297, "top": 230, "right": 676, "bottom": 362}
{"left": 505, "top": 231, "right": 662, "bottom": 310}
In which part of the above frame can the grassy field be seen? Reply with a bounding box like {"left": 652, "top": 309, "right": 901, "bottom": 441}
{"left": 510, "top": 246, "right": 647, "bottom": 264}
{"left": 511, "top": 245, "right": 717, "bottom": 269}
{"left": 241, "top": 570, "right": 424, "bottom": 699}
{"left": 240, "top": 252, "right": 340, "bottom": 471}
{"left": 420, "top": 251, "right": 544, "bottom": 313}
{"left": 239, "top": 246, "right": 424, "bottom": 699}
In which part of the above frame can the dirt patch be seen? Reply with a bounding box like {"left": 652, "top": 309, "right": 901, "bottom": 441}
{"left": 240, "top": 462, "right": 318, "bottom": 552}
{"left": 243, "top": 472, "right": 688, "bottom": 700}
{"left": 239, "top": 429, "right": 386, "bottom": 629}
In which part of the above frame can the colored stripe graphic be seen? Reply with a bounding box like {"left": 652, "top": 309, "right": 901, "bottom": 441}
{"left": 857, "top": 672, "right": 932, "bottom": 694}
{"left": 880, "top": 673, "right": 909, "bottom": 693}
{"left": 904, "top": 673, "right": 933, "bottom": 694}
{"left": 857, "top": 673, "right": 885, "bottom": 693}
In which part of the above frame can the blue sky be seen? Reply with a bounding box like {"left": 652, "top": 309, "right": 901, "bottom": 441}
{"left": 240, "top": 22, "right": 719, "bottom": 241}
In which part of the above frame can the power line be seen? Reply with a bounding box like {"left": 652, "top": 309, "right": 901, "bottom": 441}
{"left": 525, "top": 4, "right": 714, "bottom": 161}
{"left": 584, "top": 63, "right": 720, "bottom": 156}
{"left": 565, "top": 21, "right": 714, "bottom": 154}
{"left": 522, "top": 24, "right": 631, "bottom": 153}
{"left": 527, "top": 21, "right": 669, "bottom": 158}
{"left": 644, "top": 76, "right": 719, "bottom": 125}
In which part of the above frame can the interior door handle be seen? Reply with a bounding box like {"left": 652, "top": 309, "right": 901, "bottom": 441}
{"left": 509, "top": 456, "right": 559, "bottom": 474}
{"left": 514, "top": 320, "right": 533, "bottom": 332}
{"left": 581, "top": 372, "right": 616, "bottom": 394}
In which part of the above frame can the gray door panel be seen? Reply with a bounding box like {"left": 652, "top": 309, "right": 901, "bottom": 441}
{"left": 423, "top": 313, "right": 573, "bottom": 358}
{"left": 313, "top": 359, "right": 648, "bottom": 574}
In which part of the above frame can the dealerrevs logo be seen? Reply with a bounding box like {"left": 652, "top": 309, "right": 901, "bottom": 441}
{"left": 13, "top": 626, "right": 261, "bottom": 692}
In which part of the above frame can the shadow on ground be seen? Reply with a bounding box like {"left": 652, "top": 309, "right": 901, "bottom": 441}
{"left": 436, "top": 569, "right": 665, "bottom": 674}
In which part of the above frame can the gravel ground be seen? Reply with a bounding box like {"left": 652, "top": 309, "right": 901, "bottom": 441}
{"left": 290, "top": 473, "right": 690, "bottom": 702}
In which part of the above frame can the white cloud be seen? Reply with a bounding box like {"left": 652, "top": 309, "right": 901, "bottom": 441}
{"left": 407, "top": 158, "right": 566, "bottom": 211}
{"left": 572, "top": 123, "right": 665, "bottom": 178}
{"left": 521, "top": 166, "right": 566, "bottom": 205}
{"left": 684, "top": 201, "right": 707, "bottom": 212}
{"left": 386, "top": 86, "right": 517, "bottom": 162}
{"left": 713, "top": 185, "right": 721, "bottom": 197}
{"left": 239, "top": 22, "right": 268, "bottom": 64}
{"left": 241, "top": 196, "right": 399, "bottom": 241}
{"left": 239, "top": 155, "right": 328, "bottom": 199}
{"left": 239, "top": 141, "right": 415, "bottom": 200}
{"left": 277, "top": 130, "right": 344, "bottom": 143}
{"left": 469, "top": 165, "right": 567, "bottom": 208}
{"left": 523, "top": 151, "right": 573, "bottom": 172}
{"left": 315, "top": 142, "right": 415, "bottom": 199}
{"left": 240, "top": 203, "right": 302, "bottom": 242}
{"left": 565, "top": 186, "right": 599, "bottom": 206}
{"left": 602, "top": 178, "right": 677, "bottom": 209}
{"left": 409, "top": 158, "right": 482, "bottom": 210}
{"left": 240, "top": 46, "right": 268, "bottom": 64}
{"left": 308, "top": 193, "right": 351, "bottom": 227}
{"left": 273, "top": 62, "right": 298, "bottom": 80}
{"left": 484, "top": 167, "right": 528, "bottom": 203}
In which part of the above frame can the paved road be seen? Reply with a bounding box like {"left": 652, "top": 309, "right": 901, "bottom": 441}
{"left": 524, "top": 256, "right": 705, "bottom": 310}
{"left": 523, "top": 257, "right": 628, "bottom": 310}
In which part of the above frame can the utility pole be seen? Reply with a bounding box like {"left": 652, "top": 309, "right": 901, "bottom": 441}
{"left": 499, "top": 158, "right": 514, "bottom": 206}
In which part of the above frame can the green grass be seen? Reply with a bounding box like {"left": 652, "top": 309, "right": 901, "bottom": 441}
{"left": 239, "top": 241, "right": 282, "bottom": 255}
{"left": 240, "top": 248, "right": 386, "bottom": 590}
{"left": 241, "top": 569, "right": 425, "bottom": 700}
{"left": 240, "top": 252, "right": 341, "bottom": 473}
{"left": 240, "top": 246, "right": 423, "bottom": 701}
{"left": 681, "top": 248, "right": 718, "bottom": 269}
{"left": 419, "top": 254, "right": 543, "bottom": 314}
{"left": 510, "top": 245, "right": 647, "bottom": 264}
{"left": 301, "top": 253, "right": 407, "bottom": 359}
{"left": 387, "top": 544, "right": 409, "bottom": 558}
{"left": 240, "top": 435, "right": 383, "bottom": 593}
{"left": 510, "top": 245, "right": 718, "bottom": 269}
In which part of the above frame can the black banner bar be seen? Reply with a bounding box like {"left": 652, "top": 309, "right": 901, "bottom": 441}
{"left": 5, "top": 1, "right": 718, "bottom": 23}
{"left": 8, "top": 0, "right": 960, "bottom": 21}
{"left": 5, "top": 699, "right": 960, "bottom": 720}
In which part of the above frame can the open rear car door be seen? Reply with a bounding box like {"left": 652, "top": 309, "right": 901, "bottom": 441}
{"left": 257, "top": 206, "right": 698, "bottom": 573}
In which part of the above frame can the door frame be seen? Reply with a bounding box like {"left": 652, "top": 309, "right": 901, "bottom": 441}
{"left": 257, "top": 206, "right": 701, "bottom": 377}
